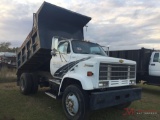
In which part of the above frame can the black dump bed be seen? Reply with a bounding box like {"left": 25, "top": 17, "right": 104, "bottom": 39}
{"left": 17, "top": 2, "right": 91, "bottom": 75}
{"left": 110, "top": 48, "right": 154, "bottom": 76}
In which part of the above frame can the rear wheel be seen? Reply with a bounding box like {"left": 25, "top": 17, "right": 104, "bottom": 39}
{"left": 20, "top": 73, "right": 32, "bottom": 95}
{"left": 62, "top": 85, "right": 89, "bottom": 120}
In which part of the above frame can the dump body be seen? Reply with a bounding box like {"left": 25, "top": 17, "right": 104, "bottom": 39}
{"left": 109, "top": 48, "right": 154, "bottom": 80}
{"left": 16, "top": 2, "right": 91, "bottom": 75}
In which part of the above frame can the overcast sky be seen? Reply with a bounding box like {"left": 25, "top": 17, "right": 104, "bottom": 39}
{"left": 0, "top": 0, "right": 160, "bottom": 50}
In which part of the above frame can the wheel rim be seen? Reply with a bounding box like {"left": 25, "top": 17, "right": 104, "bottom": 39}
{"left": 20, "top": 78, "right": 25, "bottom": 91}
{"left": 65, "top": 93, "right": 79, "bottom": 116}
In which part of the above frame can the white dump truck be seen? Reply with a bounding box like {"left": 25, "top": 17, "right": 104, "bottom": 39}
{"left": 16, "top": 2, "right": 141, "bottom": 120}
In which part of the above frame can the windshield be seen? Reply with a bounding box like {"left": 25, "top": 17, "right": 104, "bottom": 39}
{"left": 71, "top": 40, "right": 107, "bottom": 56}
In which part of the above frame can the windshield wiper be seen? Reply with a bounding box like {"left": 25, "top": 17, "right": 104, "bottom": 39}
{"left": 81, "top": 52, "right": 90, "bottom": 54}
{"left": 92, "top": 52, "right": 102, "bottom": 55}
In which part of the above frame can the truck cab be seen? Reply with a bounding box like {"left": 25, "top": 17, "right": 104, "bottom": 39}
{"left": 149, "top": 52, "right": 160, "bottom": 76}
{"left": 50, "top": 38, "right": 137, "bottom": 91}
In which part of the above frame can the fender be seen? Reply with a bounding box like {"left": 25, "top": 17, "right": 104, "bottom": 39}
{"left": 58, "top": 73, "right": 94, "bottom": 95}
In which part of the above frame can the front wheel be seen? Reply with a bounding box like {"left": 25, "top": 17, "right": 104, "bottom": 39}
{"left": 62, "top": 85, "right": 89, "bottom": 120}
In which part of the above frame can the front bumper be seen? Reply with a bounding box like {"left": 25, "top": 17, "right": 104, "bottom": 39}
{"left": 90, "top": 87, "right": 141, "bottom": 110}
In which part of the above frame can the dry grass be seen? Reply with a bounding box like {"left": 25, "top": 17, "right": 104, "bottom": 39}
{"left": 0, "top": 67, "right": 16, "bottom": 83}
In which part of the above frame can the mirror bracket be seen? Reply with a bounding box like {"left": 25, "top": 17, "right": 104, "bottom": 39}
{"left": 51, "top": 48, "right": 57, "bottom": 56}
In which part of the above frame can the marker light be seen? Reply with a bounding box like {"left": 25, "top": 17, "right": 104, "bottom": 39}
{"left": 87, "top": 71, "right": 93, "bottom": 76}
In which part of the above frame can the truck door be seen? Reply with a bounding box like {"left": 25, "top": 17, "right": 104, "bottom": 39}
{"left": 149, "top": 52, "right": 160, "bottom": 76}
{"left": 50, "top": 41, "right": 71, "bottom": 76}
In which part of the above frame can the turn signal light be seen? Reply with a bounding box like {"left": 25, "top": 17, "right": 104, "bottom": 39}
{"left": 87, "top": 71, "right": 93, "bottom": 76}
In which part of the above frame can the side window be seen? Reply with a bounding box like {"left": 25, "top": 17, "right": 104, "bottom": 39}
{"left": 153, "top": 53, "right": 159, "bottom": 62}
{"left": 58, "top": 42, "right": 70, "bottom": 54}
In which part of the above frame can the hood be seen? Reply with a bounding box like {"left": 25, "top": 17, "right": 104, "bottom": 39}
{"left": 92, "top": 56, "right": 136, "bottom": 65}
{"left": 72, "top": 54, "right": 136, "bottom": 65}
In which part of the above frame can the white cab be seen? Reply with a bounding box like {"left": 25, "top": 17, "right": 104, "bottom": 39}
{"left": 149, "top": 52, "right": 160, "bottom": 76}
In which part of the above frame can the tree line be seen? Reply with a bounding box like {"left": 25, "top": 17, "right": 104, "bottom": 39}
{"left": 0, "top": 42, "right": 19, "bottom": 52}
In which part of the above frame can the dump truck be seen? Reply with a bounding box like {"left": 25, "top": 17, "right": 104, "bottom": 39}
{"left": 110, "top": 48, "right": 160, "bottom": 85}
{"left": 16, "top": 2, "right": 141, "bottom": 120}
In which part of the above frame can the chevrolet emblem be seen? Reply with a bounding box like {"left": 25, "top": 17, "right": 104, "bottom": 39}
{"left": 119, "top": 59, "right": 124, "bottom": 63}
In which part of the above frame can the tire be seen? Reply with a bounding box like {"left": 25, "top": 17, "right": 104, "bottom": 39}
{"left": 31, "top": 74, "right": 38, "bottom": 94}
{"left": 114, "top": 102, "right": 131, "bottom": 110}
{"left": 62, "top": 85, "right": 89, "bottom": 120}
{"left": 20, "top": 73, "right": 32, "bottom": 95}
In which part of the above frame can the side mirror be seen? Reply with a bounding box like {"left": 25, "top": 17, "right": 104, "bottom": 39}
{"left": 51, "top": 48, "right": 57, "bottom": 56}
{"left": 158, "top": 59, "right": 160, "bottom": 63}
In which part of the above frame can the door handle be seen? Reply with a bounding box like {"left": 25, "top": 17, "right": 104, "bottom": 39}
{"left": 151, "top": 64, "right": 155, "bottom": 66}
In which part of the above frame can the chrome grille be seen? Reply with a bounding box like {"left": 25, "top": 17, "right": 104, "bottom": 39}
{"left": 99, "top": 63, "right": 136, "bottom": 80}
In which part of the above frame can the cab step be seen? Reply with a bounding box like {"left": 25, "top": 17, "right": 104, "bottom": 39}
{"left": 45, "top": 91, "right": 57, "bottom": 99}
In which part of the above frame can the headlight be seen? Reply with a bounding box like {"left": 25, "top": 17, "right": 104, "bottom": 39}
{"left": 99, "top": 81, "right": 109, "bottom": 87}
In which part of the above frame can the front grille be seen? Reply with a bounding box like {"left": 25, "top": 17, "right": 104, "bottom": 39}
{"left": 99, "top": 63, "right": 136, "bottom": 80}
